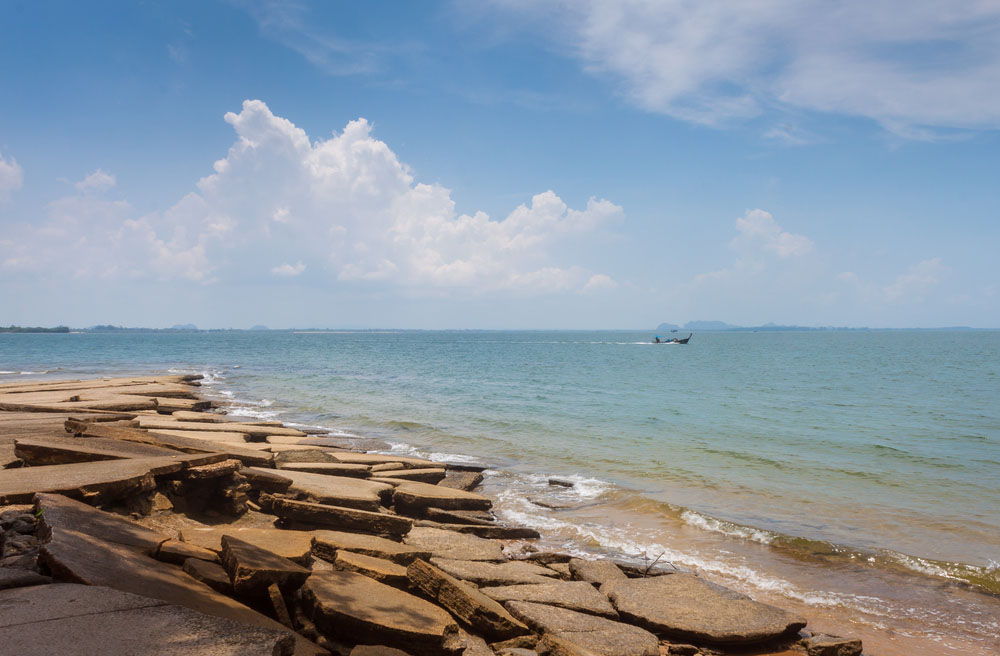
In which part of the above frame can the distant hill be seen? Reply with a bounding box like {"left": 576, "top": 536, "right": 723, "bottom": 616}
{"left": 683, "top": 320, "right": 736, "bottom": 331}
{"left": 169, "top": 324, "right": 198, "bottom": 331}
{"left": 655, "top": 323, "right": 679, "bottom": 332}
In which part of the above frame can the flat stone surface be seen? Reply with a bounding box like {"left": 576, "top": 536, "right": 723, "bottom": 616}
{"left": 424, "top": 508, "right": 494, "bottom": 525}
{"left": 351, "top": 646, "right": 413, "bottom": 656}
{"left": 312, "top": 529, "right": 431, "bottom": 565}
{"left": 376, "top": 468, "right": 447, "bottom": 484}
{"left": 415, "top": 521, "right": 540, "bottom": 540}
{"left": 137, "top": 417, "right": 307, "bottom": 438}
{"left": 335, "top": 549, "right": 409, "bottom": 586}
{"left": 0, "top": 457, "right": 181, "bottom": 504}
{"left": 403, "top": 526, "right": 505, "bottom": 562}
{"left": 180, "top": 527, "right": 315, "bottom": 564}
{"left": 250, "top": 467, "right": 391, "bottom": 511}
{"left": 0, "top": 568, "right": 51, "bottom": 590}
{"left": 536, "top": 634, "right": 603, "bottom": 656}
{"left": 264, "top": 494, "right": 412, "bottom": 539}
{"left": 331, "top": 453, "right": 437, "bottom": 469}
{"left": 278, "top": 462, "right": 373, "bottom": 478}
{"left": 505, "top": 601, "right": 659, "bottom": 656}
{"left": 430, "top": 559, "right": 559, "bottom": 586}
{"left": 302, "top": 569, "right": 458, "bottom": 656}
{"left": 408, "top": 559, "right": 530, "bottom": 641}
{"left": 0, "top": 583, "right": 295, "bottom": 656}
{"left": 14, "top": 436, "right": 179, "bottom": 465}
{"left": 221, "top": 535, "right": 311, "bottom": 596}
{"left": 36, "top": 492, "right": 168, "bottom": 552}
{"left": 480, "top": 581, "right": 619, "bottom": 619}
{"left": 242, "top": 467, "right": 293, "bottom": 493}
{"left": 804, "top": 634, "right": 863, "bottom": 656}
{"left": 602, "top": 574, "right": 807, "bottom": 645}
{"left": 393, "top": 481, "right": 493, "bottom": 513}
{"left": 569, "top": 559, "right": 627, "bottom": 586}
{"left": 154, "top": 429, "right": 253, "bottom": 443}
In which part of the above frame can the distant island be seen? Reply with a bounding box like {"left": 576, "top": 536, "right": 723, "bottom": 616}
{"left": 0, "top": 325, "right": 70, "bottom": 333}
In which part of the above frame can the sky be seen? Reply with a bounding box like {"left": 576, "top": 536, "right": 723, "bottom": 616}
{"left": 1, "top": 1, "right": 998, "bottom": 329}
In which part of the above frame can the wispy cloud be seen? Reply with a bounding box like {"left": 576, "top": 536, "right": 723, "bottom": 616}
{"left": 0, "top": 152, "right": 23, "bottom": 202}
{"left": 235, "top": 1, "right": 424, "bottom": 76}
{"left": 488, "top": 1, "right": 1000, "bottom": 136}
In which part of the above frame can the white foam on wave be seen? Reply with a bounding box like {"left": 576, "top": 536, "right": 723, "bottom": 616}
{"left": 490, "top": 487, "right": 898, "bottom": 619}
{"left": 681, "top": 510, "right": 775, "bottom": 545}
{"left": 428, "top": 452, "right": 483, "bottom": 465}
{"left": 520, "top": 472, "right": 612, "bottom": 500}
{"left": 226, "top": 405, "right": 281, "bottom": 420}
{"left": 0, "top": 370, "right": 50, "bottom": 375}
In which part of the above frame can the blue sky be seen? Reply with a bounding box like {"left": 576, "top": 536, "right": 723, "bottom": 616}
{"left": 1, "top": 1, "right": 998, "bottom": 329}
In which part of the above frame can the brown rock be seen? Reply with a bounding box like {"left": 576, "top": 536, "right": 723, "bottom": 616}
{"left": 480, "top": 581, "right": 618, "bottom": 619}
{"left": 535, "top": 634, "right": 603, "bottom": 656}
{"left": 377, "top": 468, "right": 447, "bottom": 484}
{"left": 335, "top": 550, "right": 410, "bottom": 587}
{"left": 370, "top": 462, "right": 407, "bottom": 472}
{"left": 429, "top": 559, "right": 558, "bottom": 586}
{"left": 35, "top": 492, "right": 168, "bottom": 552}
{"left": 569, "top": 559, "right": 627, "bottom": 587}
{"left": 155, "top": 538, "right": 220, "bottom": 565}
{"left": 415, "top": 522, "right": 541, "bottom": 540}
{"left": 393, "top": 481, "right": 492, "bottom": 514}
{"left": 505, "top": 602, "right": 658, "bottom": 656}
{"left": 183, "top": 558, "right": 233, "bottom": 595}
{"left": 403, "top": 526, "right": 505, "bottom": 561}
{"left": 263, "top": 494, "right": 412, "bottom": 539}
{"left": 278, "top": 462, "right": 373, "bottom": 478}
{"left": 312, "top": 529, "right": 431, "bottom": 565}
{"left": 251, "top": 467, "right": 392, "bottom": 511}
{"left": 423, "top": 508, "right": 494, "bottom": 525}
{"left": 602, "top": 574, "right": 807, "bottom": 645}
{"left": 437, "top": 471, "right": 485, "bottom": 492}
{"left": 269, "top": 582, "right": 294, "bottom": 628}
{"left": 0, "top": 568, "right": 51, "bottom": 590}
{"left": 331, "top": 453, "right": 437, "bottom": 469}
{"left": 301, "top": 569, "right": 458, "bottom": 656}
{"left": 180, "top": 527, "right": 315, "bottom": 564}
{"left": 804, "top": 634, "right": 863, "bottom": 656}
{"left": 351, "top": 647, "right": 413, "bottom": 656}
{"left": 220, "top": 535, "right": 311, "bottom": 596}
{"left": 242, "top": 467, "right": 293, "bottom": 493}
{"left": 408, "top": 559, "right": 530, "bottom": 640}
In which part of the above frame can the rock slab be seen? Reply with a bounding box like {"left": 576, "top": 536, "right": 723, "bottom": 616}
{"left": 301, "top": 569, "right": 458, "bottom": 656}
{"left": 602, "top": 574, "right": 807, "bottom": 645}
{"left": 408, "top": 559, "right": 530, "bottom": 641}
{"left": 480, "top": 581, "right": 619, "bottom": 619}
{"left": 505, "top": 601, "right": 658, "bottom": 656}
{"left": 221, "top": 535, "right": 311, "bottom": 596}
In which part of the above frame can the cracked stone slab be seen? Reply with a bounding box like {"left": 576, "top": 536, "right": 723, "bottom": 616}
{"left": 403, "top": 526, "right": 505, "bottom": 562}
{"left": 505, "top": 601, "right": 658, "bottom": 656}
{"left": 480, "top": 581, "right": 619, "bottom": 619}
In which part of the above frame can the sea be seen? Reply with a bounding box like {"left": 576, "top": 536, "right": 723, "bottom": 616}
{"left": 2, "top": 330, "right": 998, "bottom": 654}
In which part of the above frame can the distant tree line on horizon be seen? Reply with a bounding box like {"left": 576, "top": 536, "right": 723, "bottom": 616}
{"left": 0, "top": 325, "right": 70, "bottom": 333}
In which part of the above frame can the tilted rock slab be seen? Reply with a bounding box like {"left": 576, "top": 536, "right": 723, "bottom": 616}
{"left": 262, "top": 494, "right": 412, "bottom": 539}
{"left": 181, "top": 526, "right": 315, "bottom": 564}
{"left": 601, "top": 574, "right": 807, "bottom": 645}
{"left": 393, "top": 481, "right": 493, "bottom": 514}
{"left": 301, "top": 569, "right": 459, "bottom": 656}
{"left": 408, "top": 559, "right": 530, "bottom": 641}
{"left": 429, "top": 558, "right": 559, "bottom": 587}
{"left": 0, "top": 583, "right": 295, "bottom": 656}
{"left": 505, "top": 601, "right": 658, "bottom": 656}
{"left": 221, "top": 535, "right": 311, "bottom": 596}
{"left": 437, "top": 471, "right": 485, "bottom": 492}
{"left": 403, "top": 526, "right": 505, "bottom": 562}
{"left": 335, "top": 550, "right": 410, "bottom": 587}
{"left": 251, "top": 467, "right": 392, "bottom": 510}
{"left": 480, "top": 581, "right": 619, "bottom": 619}
{"left": 313, "top": 528, "right": 431, "bottom": 565}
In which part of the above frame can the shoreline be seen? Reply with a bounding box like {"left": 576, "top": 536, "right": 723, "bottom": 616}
{"left": 1, "top": 372, "right": 862, "bottom": 656}
{"left": 1, "top": 370, "right": 998, "bottom": 655}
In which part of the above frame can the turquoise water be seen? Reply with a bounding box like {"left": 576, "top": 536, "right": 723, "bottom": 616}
{"left": 3, "top": 330, "right": 999, "bottom": 653}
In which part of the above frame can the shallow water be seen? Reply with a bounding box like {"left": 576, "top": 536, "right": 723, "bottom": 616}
{"left": 2, "top": 329, "right": 998, "bottom": 653}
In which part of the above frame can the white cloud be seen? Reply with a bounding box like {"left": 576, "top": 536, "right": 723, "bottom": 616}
{"left": 0, "top": 100, "right": 620, "bottom": 294}
{"left": 490, "top": 1, "right": 1000, "bottom": 134}
{"left": 583, "top": 273, "right": 618, "bottom": 292}
{"left": 75, "top": 169, "right": 116, "bottom": 193}
{"left": 732, "top": 209, "right": 813, "bottom": 257}
{"left": 0, "top": 152, "right": 24, "bottom": 201}
{"left": 272, "top": 261, "right": 306, "bottom": 277}
{"left": 884, "top": 258, "right": 948, "bottom": 302}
